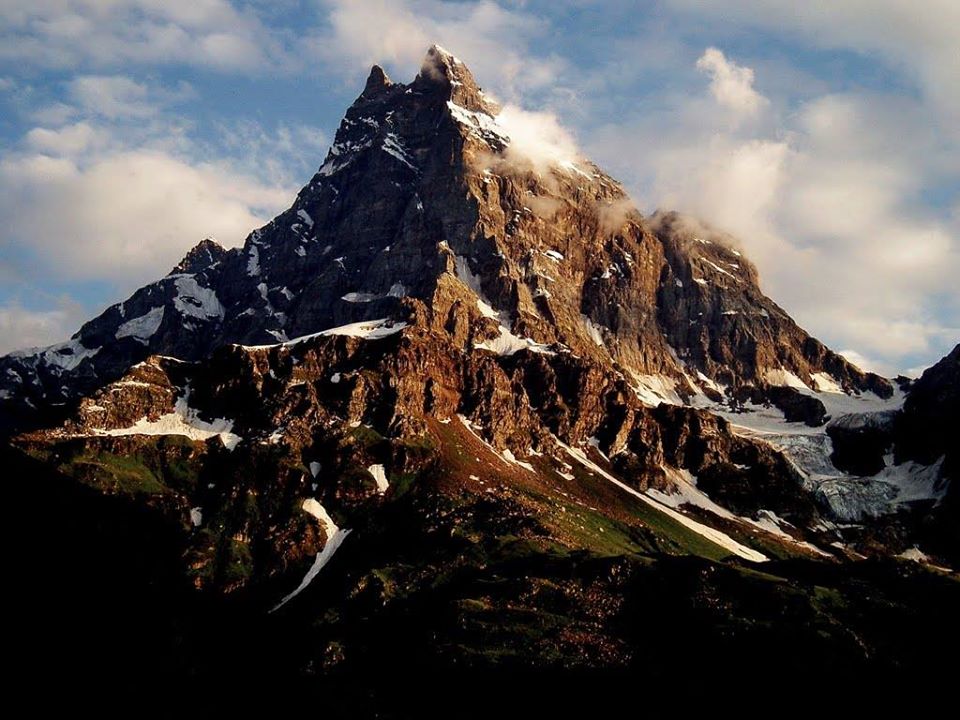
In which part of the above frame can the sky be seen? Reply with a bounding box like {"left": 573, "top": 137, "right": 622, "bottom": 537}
{"left": 0, "top": 0, "right": 957, "bottom": 376}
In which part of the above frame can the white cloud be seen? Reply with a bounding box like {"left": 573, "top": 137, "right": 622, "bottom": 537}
{"left": 838, "top": 349, "right": 892, "bottom": 377}
{"left": 495, "top": 105, "right": 581, "bottom": 172}
{"left": 25, "top": 122, "right": 110, "bottom": 156}
{"left": 652, "top": 136, "right": 791, "bottom": 266}
{"left": 310, "top": 0, "right": 564, "bottom": 101}
{"left": 0, "top": 299, "right": 86, "bottom": 355}
{"left": 696, "top": 47, "right": 767, "bottom": 118}
{"left": 664, "top": 1, "right": 960, "bottom": 128}
{"left": 69, "top": 75, "right": 154, "bottom": 118}
{"left": 216, "top": 120, "right": 330, "bottom": 187}
{"left": 766, "top": 93, "right": 958, "bottom": 359}
{"left": 28, "top": 102, "right": 78, "bottom": 125}
{"left": 0, "top": 137, "right": 291, "bottom": 288}
{"left": 0, "top": 0, "right": 284, "bottom": 73}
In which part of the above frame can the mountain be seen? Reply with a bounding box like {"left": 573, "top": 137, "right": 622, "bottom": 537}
{"left": 0, "top": 45, "right": 889, "bottom": 430}
{"left": 4, "top": 46, "right": 957, "bottom": 704}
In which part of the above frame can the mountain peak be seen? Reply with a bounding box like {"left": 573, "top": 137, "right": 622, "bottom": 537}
{"left": 170, "top": 238, "right": 227, "bottom": 275}
{"left": 415, "top": 44, "right": 493, "bottom": 113}
{"left": 362, "top": 64, "right": 392, "bottom": 98}
{"left": 424, "top": 44, "right": 461, "bottom": 72}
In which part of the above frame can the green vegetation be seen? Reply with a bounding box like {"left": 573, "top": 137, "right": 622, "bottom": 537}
{"left": 222, "top": 537, "right": 254, "bottom": 586}
{"left": 559, "top": 461, "right": 734, "bottom": 562}
{"left": 25, "top": 436, "right": 208, "bottom": 497}
{"left": 346, "top": 424, "right": 386, "bottom": 450}
{"left": 56, "top": 448, "right": 167, "bottom": 496}
{"left": 387, "top": 471, "right": 418, "bottom": 497}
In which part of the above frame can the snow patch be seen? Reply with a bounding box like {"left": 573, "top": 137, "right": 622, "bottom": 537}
{"left": 457, "top": 415, "right": 512, "bottom": 468}
{"left": 97, "top": 388, "right": 241, "bottom": 450}
{"left": 581, "top": 316, "right": 605, "bottom": 346}
{"left": 502, "top": 449, "right": 535, "bottom": 473}
{"left": 271, "top": 499, "right": 351, "bottom": 612}
{"left": 898, "top": 547, "right": 929, "bottom": 563}
{"left": 446, "top": 101, "right": 509, "bottom": 144}
{"left": 474, "top": 326, "right": 555, "bottom": 356}
{"left": 695, "top": 371, "right": 725, "bottom": 396}
{"left": 242, "top": 319, "right": 407, "bottom": 349}
{"left": 644, "top": 469, "right": 821, "bottom": 557}
{"left": 296, "top": 209, "right": 314, "bottom": 228}
{"left": 630, "top": 373, "right": 684, "bottom": 407}
{"left": 321, "top": 319, "right": 406, "bottom": 340}
{"left": 764, "top": 368, "right": 809, "bottom": 390}
{"left": 811, "top": 372, "right": 844, "bottom": 394}
{"left": 382, "top": 133, "right": 418, "bottom": 171}
{"left": 341, "top": 292, "right": 379, "bottom": 303}
{"left": 367, "top": 464, "right": 389, "bottom": 493}
{"left": 172, "top": 276, "right": 224, "bottom": 320}
{"left": 884, "top": 456, "right": 948, "bottom": 506}
{"left": 476, "top": 299, "right": 500, "bottom": 320}
{"left": 116, "top": 306, "right": 164, "bottom": 344}
{"left": 454, "top": 255, "right": 494, "bottom": 308}
{"left": 35, "top": 339, "right": 101, "bottom": 372}
{"left": 247, "top": 245, "right": 261, "bottom": 276}
{"left": 318, "top": 136, "right": 374, "bottom": 176}
{"left": 702, "top": 259, "right": 736, "bottom": 279}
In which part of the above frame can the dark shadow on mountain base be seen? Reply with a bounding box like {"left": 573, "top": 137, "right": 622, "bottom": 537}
{"left": 6, "top": 444, "right": 957, "bottom": 717}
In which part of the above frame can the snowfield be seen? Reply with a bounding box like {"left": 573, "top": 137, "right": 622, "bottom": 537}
{"left": 172, "top": 275, "right": 225, "bottom": 320}
{"left": 96, "top": 389, "right": 242, "bottom": 450}
{"left": 116, "top": 306, "right": 164, "bottom": 345}
{"left": 367, "top": 464, "right": 390, "bottom": 493}
{"left": 242, "top": 319, "right": 408, "bottom": 349}
{"left": 711, "top": 382, "right": 946, "bottom": 522}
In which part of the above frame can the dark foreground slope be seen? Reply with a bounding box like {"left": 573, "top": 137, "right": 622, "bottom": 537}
{"left": 7, "top": 440, "right": 959, "bottom": 714}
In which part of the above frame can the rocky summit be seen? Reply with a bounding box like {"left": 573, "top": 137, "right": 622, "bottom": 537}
{"left": 4, "top": 46, "right": 958, "bottom": 708}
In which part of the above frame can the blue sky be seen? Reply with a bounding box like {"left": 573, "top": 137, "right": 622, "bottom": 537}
{"left": 1, "top": 0, "right": 957, "bottom": 375}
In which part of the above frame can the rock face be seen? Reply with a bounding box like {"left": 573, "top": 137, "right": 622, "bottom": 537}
{"left": 0, "top": 46, "right": 888, "bottom": 433}
{"left": 827, "top": 410, "right": 897, "bottom": 475}
{"left": 896, "top": 344, "right": 959, "bottom": 468}
{"left": 652, "top": 211, "right": 891, "bottom": 399}
{"left": 2, "top": 47, "right": 956, "bottom": 697}
{"left": 768, "top": 386, "right": 828, "bottom": 427}
{"left": 893, "top": 344, "right": 959, "bottom": 563}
